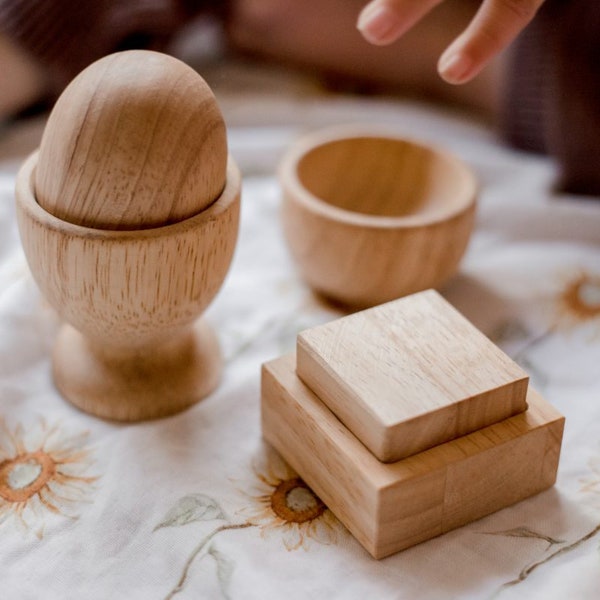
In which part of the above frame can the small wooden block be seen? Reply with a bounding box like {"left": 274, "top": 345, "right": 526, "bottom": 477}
{"left": 297, "top": 290, "right": 529, "bottom": 462}
{"left": 262, "top": 354, "right": 564, "bottom": 559}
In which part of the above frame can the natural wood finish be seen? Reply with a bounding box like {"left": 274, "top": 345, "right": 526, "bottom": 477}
{"left": 53, "top": 319, "right": 221, "bottom": 421}
{"left": 297, "top": 289, "right": 529, "bottom": 462}
{"left": 262, "top": 354, "right": 564, "bottom": 559}
{"left": 35, "top": 50, "right": 227, "bottom": 231}
{"left": 15, "top": 50, "right": 237, "bottom": 421}
{"left": 16, "top": 151, "right": 241, "bottom": 421}
{"left": 279, "top": 125, "right": 477, "bottom": 309}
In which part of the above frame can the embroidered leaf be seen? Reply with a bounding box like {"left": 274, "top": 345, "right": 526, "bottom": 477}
{"left": 481, "top": 526, "right": 563, "bottom": 546}
{"left": 501, "top": 522, "right": 600, "bottom": 588}
{"left": 154, "top": 494, "right": 227, "bottom": 530}
{"left": 209, "top": 544, "right": 234, "bottom": 600}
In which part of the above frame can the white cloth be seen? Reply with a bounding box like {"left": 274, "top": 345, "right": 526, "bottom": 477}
{"left": 1, "top": 73, "right": 600, "bottom": 600}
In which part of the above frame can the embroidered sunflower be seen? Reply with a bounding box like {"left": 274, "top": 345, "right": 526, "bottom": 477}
{"left": 0, "top": 419, "right": 97, "bottom": 536}
{"left": 237, "top": 449, "right": 340, "bottom": 551}
{"left": 580, "top": 454, "right": 600, "bottom": 504}
{"left": 555, "top": 272, "right": 600, "bottom": 329}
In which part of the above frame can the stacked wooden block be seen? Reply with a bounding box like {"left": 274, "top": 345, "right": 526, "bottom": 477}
{"left": 261, "top": 290, "right": 564, "bottom": 559}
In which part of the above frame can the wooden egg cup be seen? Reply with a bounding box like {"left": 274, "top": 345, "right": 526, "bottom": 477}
{"left": 279, "top": 126, "right": 477, "bottom": 309}
{"left": 16, "top": 152, "right": 241, "bottom": 421}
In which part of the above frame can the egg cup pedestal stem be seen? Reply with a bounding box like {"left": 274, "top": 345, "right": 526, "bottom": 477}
{"left": 16, "top": 153, "right": 241, "bottom": 422}
{"left": 53, "top": 319, "right": 221, "bottom": 421}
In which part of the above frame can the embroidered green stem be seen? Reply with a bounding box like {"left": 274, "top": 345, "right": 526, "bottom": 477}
{"left": 165, "top": 522, "right": 254, "bottom": 600}
{"left": 502, "top": 521, "right": 600, "bottom": 589}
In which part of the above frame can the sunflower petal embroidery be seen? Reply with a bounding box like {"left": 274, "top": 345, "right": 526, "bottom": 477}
{"left": 579, "top": 453, "right": 600, "bottom": 505}
{"left": 281, "top": 524, "right": 305, "bottom": 551}
{"left": 235, "top": 447, "right": 343, "bottom": 552}
{"left": 154, "top": 494, "right": 227, "bottom": 531}
{"left": 0, "top": 418, "right": 97, "bottom": 536}
{"left": 554, "top": 271, "right": 600, "bottom": 334}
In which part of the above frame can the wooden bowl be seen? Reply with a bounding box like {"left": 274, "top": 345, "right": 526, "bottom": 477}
{"left": 279, "top": 126, "right": 477, "bottom": 309}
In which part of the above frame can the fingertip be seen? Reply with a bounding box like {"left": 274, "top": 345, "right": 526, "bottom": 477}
{"left": 438, "top": 50, "right": 475, "bottom": 85}
{"left": 357, "top": 4, "right": 403, "bottom": 46}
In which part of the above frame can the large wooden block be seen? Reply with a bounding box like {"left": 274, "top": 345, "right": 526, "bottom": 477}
{"left": 297, "top": 290, "right": 529, "bottom": 462}
{"left": 262, "top": 354, "right": 564, "bottom": 560}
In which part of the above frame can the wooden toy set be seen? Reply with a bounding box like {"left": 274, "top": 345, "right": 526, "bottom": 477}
{"left": 14, "top": 50, "right": 564, "bottom": 559}
{"left": 261, "top": 290, "right": 564, "bottom": 558}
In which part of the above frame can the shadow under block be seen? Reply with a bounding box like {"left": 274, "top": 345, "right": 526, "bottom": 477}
{"left": 261, "top": 355, "right": 564, "bottom": 559}
{"left": 297, "top": 290, "right": 529, "bottom": 462}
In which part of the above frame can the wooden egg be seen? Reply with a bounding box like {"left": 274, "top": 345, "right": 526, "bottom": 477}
{"left": 35, "top": 50, "right": 227, "bottom": 230}
{"left": 279, "top": 126, "right": 478, "bottom": 309}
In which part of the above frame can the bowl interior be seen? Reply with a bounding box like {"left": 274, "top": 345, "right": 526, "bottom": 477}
{"left": 296, "top": 136, "right": 473, "bottom": 219}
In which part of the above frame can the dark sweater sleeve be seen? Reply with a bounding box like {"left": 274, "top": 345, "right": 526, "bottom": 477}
{"left": 496, "top": 0, "right": 600, "bottom": 196}
{"left": 0, "top": 0, "right": 204, "bottom": 91}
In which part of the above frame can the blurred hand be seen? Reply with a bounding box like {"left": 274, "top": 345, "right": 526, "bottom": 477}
{"left": 0, "top": 33, "right": 47, "bottom": 122}
{"left": 357, "top": 0, "right": 545, "bottom": 83}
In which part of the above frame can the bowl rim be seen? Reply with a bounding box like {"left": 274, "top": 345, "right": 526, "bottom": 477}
{"left": 16, "top": 150, "right": 241, "bottom": 241}
{"left": 278, "top": 124, "right": 478, "bottom": 229}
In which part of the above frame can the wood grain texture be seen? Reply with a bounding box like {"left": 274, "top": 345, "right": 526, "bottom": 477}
{"left": 35, "top": 50, "right": 227, "bottom": 231}
{"left": 53, "top": 319, "right": 221, "bottom": 422}
{"left": 279, "top": 126, "right": 477, "bottom": 309}
{"left": 262, "top": 354, "right": 564, "bottom": 559}
{"left": 16, "top": 151, "right": 241, "bottom": 421}
{"left": 297, "top": 289, "right": 529, "bottom": 462}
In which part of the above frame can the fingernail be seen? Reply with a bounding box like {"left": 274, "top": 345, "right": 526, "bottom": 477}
{"left": 357, "top": 4, "right": 400, "bottom": 45}
{"left": 438, "top": 51, "right": 473, "bottom": 84}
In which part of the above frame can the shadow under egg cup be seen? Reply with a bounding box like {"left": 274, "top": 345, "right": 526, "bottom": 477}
{"left": 279, "top": 126, "right": 478, "bottom": 309}
{"left": 16, "top": 152, "right": 241, "bottom": 422}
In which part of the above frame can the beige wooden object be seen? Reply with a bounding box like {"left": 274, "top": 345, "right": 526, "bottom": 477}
{"left": 297, "top": 290, "right": 529, "bottom": 462}
{"left": 279, "top": 126, "right": 477, "bottom": 309}
{"left": 35, "top": 51, "right": 227, "bottom": 231}
{"left": 15, "top": 51, "right": 240, "bottom": 421}
{"left": 262, "top": 354, "right": 564, "bottom": 559}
